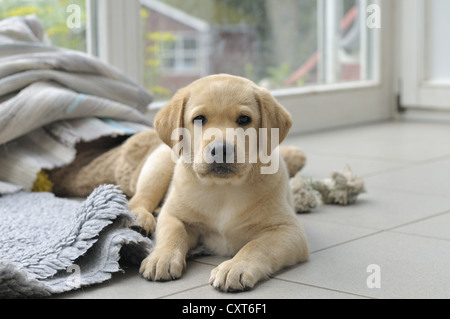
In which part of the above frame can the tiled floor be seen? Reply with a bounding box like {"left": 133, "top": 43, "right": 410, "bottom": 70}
{"left": 58, "top": 120, "right": 450, "bottom": 299}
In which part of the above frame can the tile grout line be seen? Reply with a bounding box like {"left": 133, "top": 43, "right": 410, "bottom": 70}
{"left": 404, "top": 153, "right": 450, "bottom": 166}
{"left": 300, "top": 150, "right": 415, "bottom": 164}
{"left": 385, "top": 209, "right": 450, "bottom": 231}
{"left": 271, "top": 277, "right": 376, "bottom": 299}
{"left": 365, "top": 185, "right": 450, "bottom": 199}
{"left": 386, "top": 210, "right": 450, "bottom": 242}
{"left": 299, "top": 215, "right": 382, "bottom": 232}
{"left": 361, "top": 163, "right": 418, "bottom": 178}
{"left": 156, "top": 277, "right": 376, "bottom": 299}
{"left": 190, "top": 259, "right": 221, "bottom": 267}
{"left": 156, "top": 283, "right": 211, "bottom": 299}
{"left": 361, "top": 152, "right": 450, "bottom": 178}
{"left": 309, "top": 230, "right": 386, "bottom": 254}
{"left": 308, "top": 208, "right": 450, "bottom": 255}
{"left": 389, "top": 229, "right": 450, "bottom": 243}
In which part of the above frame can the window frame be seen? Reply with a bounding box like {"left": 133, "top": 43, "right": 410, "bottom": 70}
{"left": 399, "top": 0, "right": 450, "bottom": 111}
{"left": 91, "top": 0, "right": 395, "bottom": 135}
{"left": 159, "top": 32, "right": 201, "bottom": 75}
{"left": 88, "top": 0, "right": 143, "bottom": 83}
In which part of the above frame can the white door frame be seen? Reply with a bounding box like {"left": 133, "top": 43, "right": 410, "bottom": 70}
{"left": 399, "top": 0, "right": 450, "bottom": 110}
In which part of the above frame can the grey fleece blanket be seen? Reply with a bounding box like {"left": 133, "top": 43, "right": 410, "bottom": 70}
{"left": 0, "top": 184, "right": 153, "bottom": 298}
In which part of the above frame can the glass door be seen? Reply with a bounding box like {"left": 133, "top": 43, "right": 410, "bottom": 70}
{"left": 140, "top": 0, "right": 380, "bottom": 100}
{"left": 400, "top": 0, "right": 450, "bottom": 110}
{"left": 137, "top": 0, "right": 392, "bottom": 134}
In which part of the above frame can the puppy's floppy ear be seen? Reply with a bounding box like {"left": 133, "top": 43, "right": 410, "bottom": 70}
{"left": 254, "top": 87, "right": 292, "bottom": 148}
{"left": 154, "top": 88, "right": 189, "bottom": 148}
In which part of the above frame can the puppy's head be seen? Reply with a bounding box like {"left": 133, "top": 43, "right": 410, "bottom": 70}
{"left": 154, "top": 74, "right": 292, "bottom": 184}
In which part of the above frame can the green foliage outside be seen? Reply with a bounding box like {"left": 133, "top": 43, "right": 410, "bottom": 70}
{"left": 142, "top": 6, "right": 177, "bottom": 100}
{"left": 0, "top": 0, "right": 87, "bottom": 51}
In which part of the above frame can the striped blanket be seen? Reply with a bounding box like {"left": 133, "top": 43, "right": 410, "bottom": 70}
{"left": 0, "top": 15, "right": 152, "bottom": 194}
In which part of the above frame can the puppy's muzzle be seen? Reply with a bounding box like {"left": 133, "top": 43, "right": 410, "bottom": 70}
{"left": 205, "top": 141, "right": 236, "bottom": 177}
{"left": 208, "top": 141, "right": 234, "bottom": 163}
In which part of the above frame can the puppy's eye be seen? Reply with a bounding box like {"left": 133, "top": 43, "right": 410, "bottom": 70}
{"left": 237, "top": 115, "right": 251, "bottom": 126}
{"left": 193, "top": 115, "right": 207, "bottom": 125}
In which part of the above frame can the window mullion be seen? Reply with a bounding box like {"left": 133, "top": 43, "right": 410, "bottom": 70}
{"left": 86, "top": 0, "right": 98, "bottom": 56}
{"left": 96, "top": 0, "right": 142, "bottom": 83}
{"left": 324, "top": 0, "right": 339, "bottom": 84}
{"left": 359, "top": 0, "right": 368, "bottom": 81}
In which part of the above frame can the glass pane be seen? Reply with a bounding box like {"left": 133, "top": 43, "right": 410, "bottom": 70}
{"left": 341, "top": 0, "right": 364, "bottom": 82}
{"left": 318, "top": 0, "right": 378, "bottom": 84}
{"left": 427, "top": 0, "right": 450, "bottom": 82}
{"left": 183, "top": 37, "right": 197, "bottom": 50}
{"left": 184, "top": 57, "right": 197, "bottom": 67}
{"left": 141, "top": 0, "right": 378, "bottom": 100}
{"left": 0, "top": 0, "right": 87, "bottom": 52}
{"left": 163, "top": 57, "right": 175, "bottom": 68}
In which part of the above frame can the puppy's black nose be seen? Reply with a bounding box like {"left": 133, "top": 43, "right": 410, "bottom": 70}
{"left": 209, "top": 142, "right": 234, "bottom": 163}
{"left": 211, "top": 143, "right": 228, "bottom": 157}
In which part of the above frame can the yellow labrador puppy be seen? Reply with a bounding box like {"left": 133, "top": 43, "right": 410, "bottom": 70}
{"left": 132, "top": 74, "right": 309, "bottom": 292}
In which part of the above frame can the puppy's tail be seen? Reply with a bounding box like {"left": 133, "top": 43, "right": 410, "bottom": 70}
{"left": 279, "top": 146, "right": 306, "bottom": 177}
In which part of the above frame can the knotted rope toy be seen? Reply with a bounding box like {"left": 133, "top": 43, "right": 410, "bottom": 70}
{"left": 290, "top": 165, "right": 366, "bottom": 213}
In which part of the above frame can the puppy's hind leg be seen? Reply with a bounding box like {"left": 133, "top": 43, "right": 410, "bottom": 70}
{"left": 129, "top": 144, "right": 175, "bottom": 235}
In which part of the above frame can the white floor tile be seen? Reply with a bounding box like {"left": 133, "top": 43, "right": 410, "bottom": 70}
{"left": 276, "top": 231, "right": 450, "bottom": 299}
{"left": 366, "top": 158, "right": 450, "bottom": 197}
{"left": 297, "top": 153, "right": 408, "bottom": 179}
{"left": 393, "top": 211, "right": 450, "bottom": 241}
{"left": 300, "top": 218, "right": 377, "bottom": 252}
{"left": 56, "top": 262, "right": 214, "bottom": 299}
{"left": 285, "top": 121, "right": 450, "bottom": 162}
{"left": 299, "top": 188, "right": 450, "bottom": 230}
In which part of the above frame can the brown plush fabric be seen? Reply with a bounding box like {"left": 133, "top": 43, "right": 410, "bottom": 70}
{"left": 49, "top": 130, "right": 162, "bottom": 197}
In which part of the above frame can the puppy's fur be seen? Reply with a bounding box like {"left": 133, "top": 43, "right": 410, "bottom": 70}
{"left": 131, "top": 74, "right": 309, "bottom": 292}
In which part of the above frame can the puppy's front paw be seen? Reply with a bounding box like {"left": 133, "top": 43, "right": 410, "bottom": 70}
{"left": 132, "top": 207, "right": 156, "bottom": 235}
{"left": 139, "top": 249, "right": 185, "bottom": 281}
{"left": 209, "top": 260, "right": 261, "bottom": 292}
